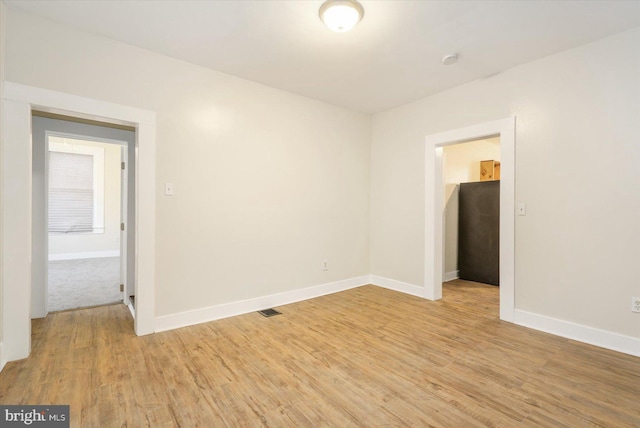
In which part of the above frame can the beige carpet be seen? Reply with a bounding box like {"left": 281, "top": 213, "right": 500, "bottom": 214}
{"left": 48, "top": 257, "right": 122, "bottom": 312}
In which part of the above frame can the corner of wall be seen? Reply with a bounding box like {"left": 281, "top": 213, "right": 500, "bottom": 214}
{"left": 369, "top": 275, "right": 424, "bottom": 298}
{"left": 155, "top": 276, "right": 370, "bottom": 333}
{"left": 443, "top": 271, "right": 459, "bottom": 282}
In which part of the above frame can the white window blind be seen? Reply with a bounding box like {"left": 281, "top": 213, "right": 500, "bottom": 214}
{"left": 48, "top": 151, "right": 95, "bottom": 233}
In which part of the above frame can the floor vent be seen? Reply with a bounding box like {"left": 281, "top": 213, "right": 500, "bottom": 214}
{"left": 258, "top": 308, "right": 282, "bottom": 317}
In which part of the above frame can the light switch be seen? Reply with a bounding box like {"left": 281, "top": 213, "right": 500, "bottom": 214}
{"left": 517, "top": 203, "right": 526, "bottom": 216}
{"left": 164, "top": 183, "right": 174, "bottom": 196}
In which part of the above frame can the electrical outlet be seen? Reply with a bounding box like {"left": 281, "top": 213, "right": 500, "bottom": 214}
{"left": 322, "top": 260, "right": 329, "bottom": 271}
{"left": 632, "top": 297, "right": 640, "bottom": 313}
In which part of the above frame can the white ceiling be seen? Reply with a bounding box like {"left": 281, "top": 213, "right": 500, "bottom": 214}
{"left": 7, "top": 0, "right": 640, "bottom": 113}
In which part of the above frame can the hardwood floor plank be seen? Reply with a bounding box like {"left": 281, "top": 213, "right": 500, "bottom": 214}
{"left": 1, "top": 280, "right": 639, "bottom": 427}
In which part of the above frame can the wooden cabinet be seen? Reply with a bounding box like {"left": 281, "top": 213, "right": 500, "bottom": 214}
{"left": 480, "top": 160, "right": 500, "bottom": 181}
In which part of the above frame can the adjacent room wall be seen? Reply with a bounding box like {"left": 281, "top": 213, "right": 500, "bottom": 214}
{"left": 443, "top": 138, "right": 501, "bottom": 279}
{"left": 371, "top": 28, "right": 640, "bottom": 338}
{"left": 4, "top": 7, "right": 371, "bottom": 319}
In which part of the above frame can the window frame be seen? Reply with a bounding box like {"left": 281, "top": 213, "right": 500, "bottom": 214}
{"left": 48, "top": 135, "right": 106, "bottom": 235}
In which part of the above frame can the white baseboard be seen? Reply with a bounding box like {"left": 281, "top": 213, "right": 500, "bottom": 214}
{"left": 443, "top": 270, "right": 459, "bottom": 282}
{"left": 49, "top": 250, "right": 120, "bottom": 261}
{"left": 369, "top": 276, "right": 640, "bottom": 357}
{"left": 126, "top": 300, "right": 135, "bottom": 319}
{"left": 369, "top": 275, "right": 424, "bottom": 298}
{"left": 155, "top": 276, "right": 370, "bottom": 333}
{"left": 139, "top": 270, "right": 640, "bottom": 358}
{"left": 514, "top": 309, "right": 640, "bottom": 357}
{"left": 0, "top": 342, "right": 6, "bottom": 373}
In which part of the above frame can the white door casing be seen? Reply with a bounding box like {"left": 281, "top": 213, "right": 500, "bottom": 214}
{"left": 1, "top": 82, "right": 156, "bottom": 362}
{"left": 120, "top": 145, "right": 128, "bottom": 306}
{"left": 424, "top": 117, "right": 516, "bottom": 322}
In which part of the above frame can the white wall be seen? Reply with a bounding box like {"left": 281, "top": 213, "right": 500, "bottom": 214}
{"left": 371, "top": 28, "right": 640, "bottom": 338}
{"left": 443, "top": 138, "right": 501, "bottom": 277}
{"left": 4, "top": 8, "right": 371, "bottom": 318}
{"left": 48, "top": 138, "right": 122, "bottom": 258}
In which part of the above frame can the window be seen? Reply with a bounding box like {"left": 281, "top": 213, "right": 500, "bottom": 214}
{"left": 48, "top": 137, "right": 105, "bottom": 234}
{"left": 49, "top": 151, "right": 94, "bottom": 233}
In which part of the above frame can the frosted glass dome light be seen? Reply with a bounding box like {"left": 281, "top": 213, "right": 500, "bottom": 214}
{"left": 319, "top": 0, "right": 364, "bottom": 33}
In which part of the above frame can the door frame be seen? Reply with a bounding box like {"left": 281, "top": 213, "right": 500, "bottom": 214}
{"left": 1, "top": 81, "right": 156, "bottom": 362}
{"left": 120, "top": 144, "right": 129, "bottom": 306}
{"left": 43, "top": 131, "right": 130, "bottom": 313}
{"left": 424, "top": 117, "right": 516, "bottom": 322}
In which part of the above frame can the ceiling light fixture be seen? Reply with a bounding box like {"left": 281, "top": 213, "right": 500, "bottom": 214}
{"left": 442, "top": 54, "right": 459, "bottom": 65}
{"left": 319, "top": 0, "right": 364, "bottom": 33}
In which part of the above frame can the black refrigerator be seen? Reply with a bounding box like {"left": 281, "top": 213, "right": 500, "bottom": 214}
{"left": 458, "top": 181, "right": 500, "bottom": 286}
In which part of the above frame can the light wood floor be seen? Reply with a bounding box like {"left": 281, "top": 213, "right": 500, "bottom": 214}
{"left": 1, "top": 280, "right": 639, "bottom": 427}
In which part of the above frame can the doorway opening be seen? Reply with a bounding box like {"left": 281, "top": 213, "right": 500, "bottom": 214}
{"left": 31, "top": 113, "right": 136, "bottom": 318}
{"left": 443, "top": 137, "right": 501, "bottom": 285}
{"left": 442, "top": 137, "right": 501, "bottom": 316}
{"left": 47, "top": 135, "right": 125, "bottom": 311}
{"left": 424, "top": 117, "right": 515, "bottom": 322}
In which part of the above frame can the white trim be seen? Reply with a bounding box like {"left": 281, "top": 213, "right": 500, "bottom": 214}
{"left": 514, "top": 310, "right": 640, "bottom": 357}
{"left": 369, "top": 275, "right": 424, "bottom": 297}
{"left": 425, "top": 117, "right": 516, "bottom": 322}
{"left": 155, "top": 276, "right": 370, "bottom": 333}
{"left": 2, "top": 82, "right": 155, "bottom": 364}
{"left": 443, "top": 270, "right": 459, "bottom": 282}
{"left": 1, "top": 96, "right": 32, "bottom": 360}
{"left": 127, "top": 300, "right": 135, "bottom": 319}
{"left": 5, "top": 82, "right": 155, "bottom": 125}
{"left": 0, "top": 342, "right": 6, "bottom": 373}
{"left": 46, "top": 131, "right": 128, "bottom": 147}
{"left": 120, "top": 145, "right": 129, "bottom": 304}
{"left": 48, "top": 250, "right": 120, "bottom": 261}
{"left": 134, "top": 121, "right": 156, "bottom": 335}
